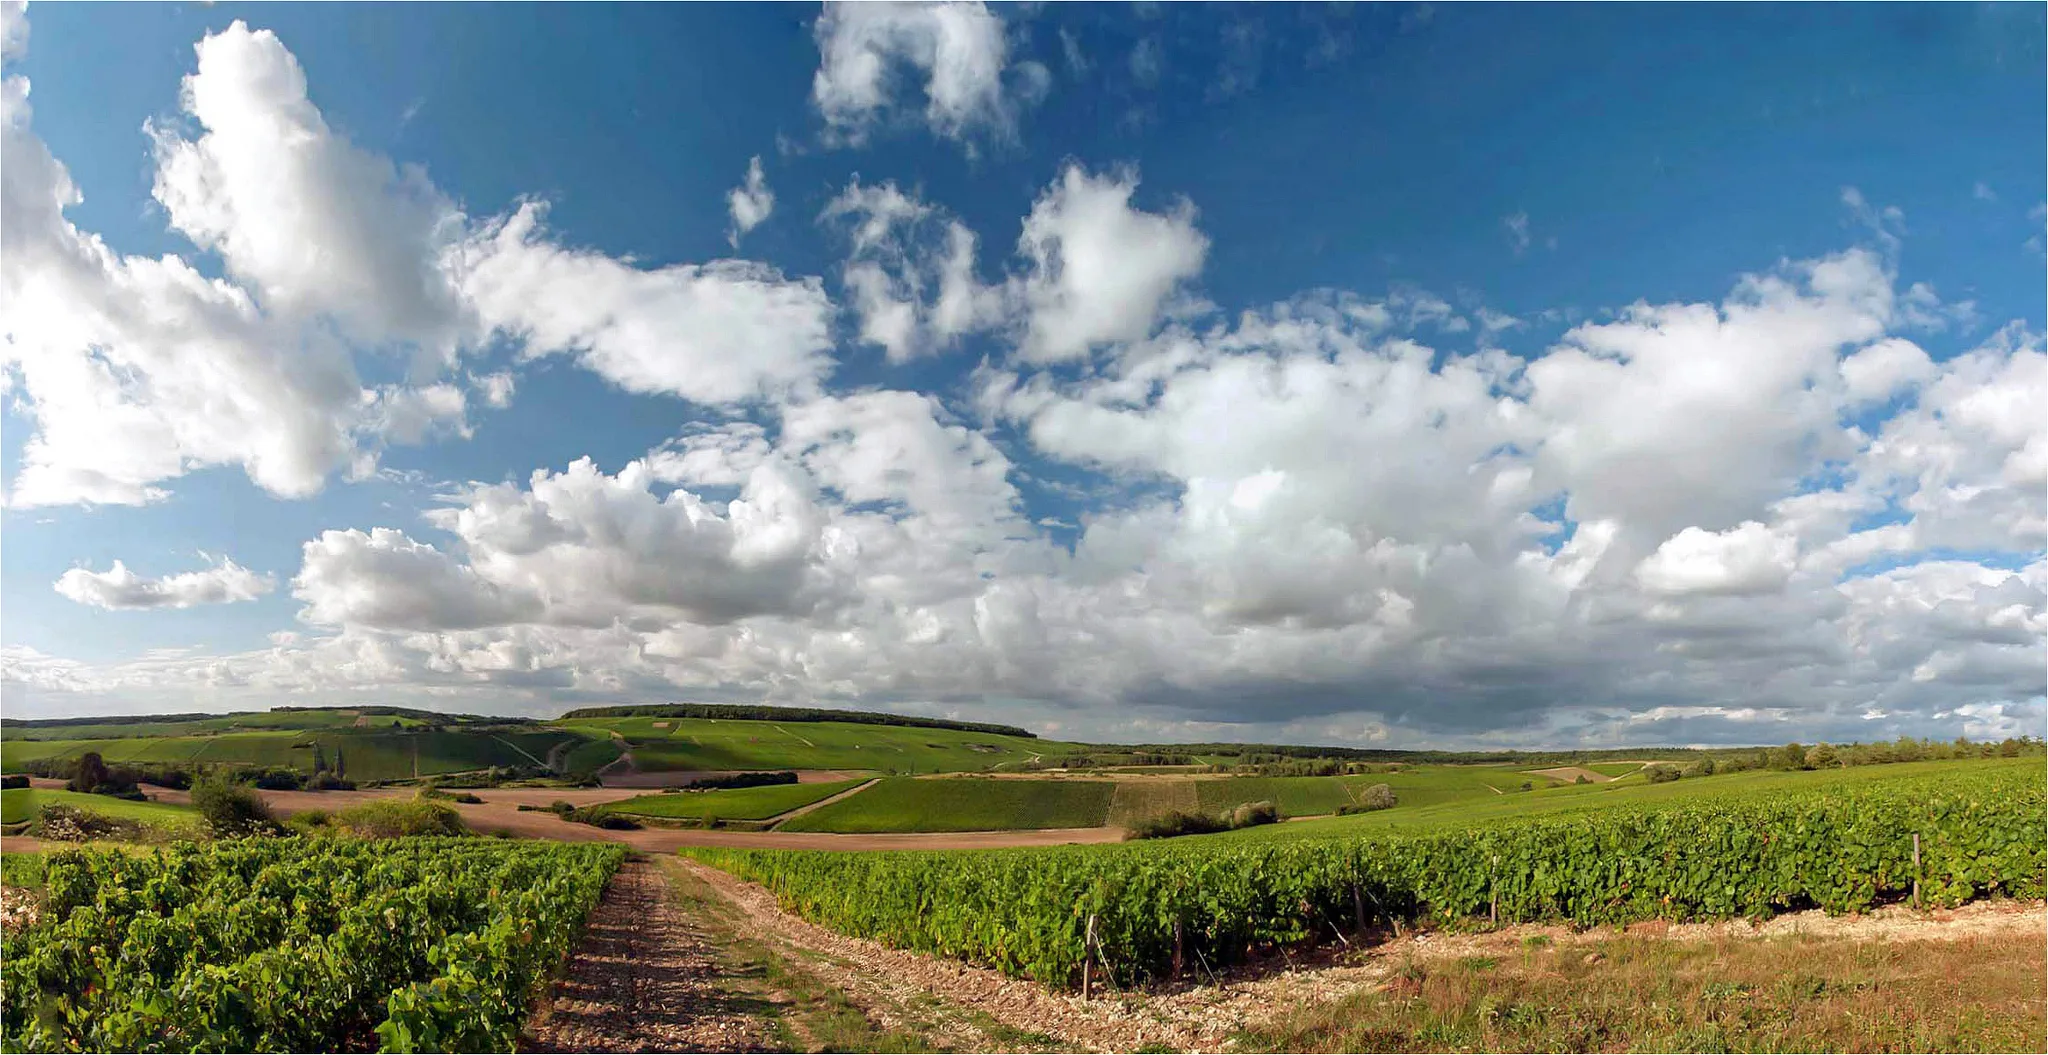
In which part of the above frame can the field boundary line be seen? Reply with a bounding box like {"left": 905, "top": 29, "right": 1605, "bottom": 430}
{"left": 767, "top": 777, "right": 880, "bottom": 828}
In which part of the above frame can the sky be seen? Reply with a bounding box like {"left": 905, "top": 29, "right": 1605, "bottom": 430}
{"left": 1, "top": 1, "right": 2042, "bottom": 749}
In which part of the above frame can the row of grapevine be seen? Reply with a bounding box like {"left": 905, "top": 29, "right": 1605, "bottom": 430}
{"left": 2, "top": 837, "right": 624, "bottom": 1052}
{"left": 688, "top": 763, "right": 2045, "bottom": 989}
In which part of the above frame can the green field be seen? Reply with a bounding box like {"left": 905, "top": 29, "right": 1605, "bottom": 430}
{"left": 1213, "top": 758, "right": 2018, "bottom": 843}
{"left": 0, "top": 727, "right": 591, "bottom": 783}
{"left": 1193, "top": 775, "right": 1361, "bottom": 816}
{"left": 1584, "top": 761, "right": 1647, "bottom": 777}
{"left": 780, "top": 776, "right": 1115, "bottom": 833}
{"left": 0, "top": 788, "right": 200, "bottom": 833}
{"left": 1186, "top": 768, "right": 1549, "bottom": 818}
{"left": 601, "top": 779, "right": 868, "bottom": 822}
{"left": 562, "top": 714, "right": 1087, "bottom": 775}
{"left": 560, "top": 737, "right": 626, "bottom": 775}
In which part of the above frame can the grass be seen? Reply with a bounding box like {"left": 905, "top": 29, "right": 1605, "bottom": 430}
{"left": 1194, "top": 776, "right": 1361, "bottom": 817}
{"left": 1213, "top": 758, "right": 2035, "bottom": 843}
{"left": 1237, "top": 928, "right": 2047, "bottom": 1053}
{"left": 0, "top": 789, "right": 33, "bottom": 825}
{"left": 560, "top": 715, "right": 1088, "bottom": 775}
{"left": 1584, "top": 761, "right": 1646, "bottom": 777}
{"left": 602, "top": 780, "right": 868, "bottom": 822}
{"left": 0, "top": 788, "right": 202, "bottom": 833}
{"left": 561, "top": 737, "right": 626, "bottom": 775}
{"left": 781, "top": 776, "right": 1115, "bottom": 833}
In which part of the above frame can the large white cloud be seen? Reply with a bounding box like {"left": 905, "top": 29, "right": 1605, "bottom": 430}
{"left": 294, "top": 527, "right": 541, "bottom": 631}
{"left": 149, "top": 22, "right": 465, "bottom": 352}
{"left": 1, "top": 16, "right": 839, "bottom": 508}
{"left": 54, "top": 556, "right": 275, "bottom": 610}
{"left": 0, "top": 58, "right": 428, "bottom": 507}
{"left": 455, "top": 203, "right": 834, "bottom": 404}
{"left": 1016, "top": 165, "right": 1209, "bottom": 363}
{"left": 811, "top": 1, "right": 1037, "bottom": 145}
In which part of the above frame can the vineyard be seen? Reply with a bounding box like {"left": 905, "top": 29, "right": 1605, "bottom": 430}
{"left": 1, "top": 838, "right": 623, "bottom": 1053}
{"left": 687, "top": 761, "right": 2046, "bottom": 990}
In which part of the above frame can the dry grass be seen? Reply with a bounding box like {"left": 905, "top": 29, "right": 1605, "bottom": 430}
{"left": 1239, "top": 926, "right": 2047, "bottom": 1053}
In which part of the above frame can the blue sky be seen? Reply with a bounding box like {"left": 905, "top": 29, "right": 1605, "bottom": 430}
{"left": 1, "top": 2, "right": 2042, "bottom": 747}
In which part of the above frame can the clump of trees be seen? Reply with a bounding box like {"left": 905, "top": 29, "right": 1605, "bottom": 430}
{"left": 63, "top": 753, "right": 146, "bottom": 800}
{"left": 192, "top": 778, "right": 283, "bottom": 837}
{"left": 1337, "top": 784, "right": 1398, "bottom": 815}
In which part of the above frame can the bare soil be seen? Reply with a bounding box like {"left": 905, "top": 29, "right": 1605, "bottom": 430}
{"left": 524, "top": 860, "right": 778, "bottom": 1053}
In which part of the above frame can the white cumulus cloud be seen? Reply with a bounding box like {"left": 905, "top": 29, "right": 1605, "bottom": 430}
{"left": 55, "top": 556, "right": 275, "bottom": 610}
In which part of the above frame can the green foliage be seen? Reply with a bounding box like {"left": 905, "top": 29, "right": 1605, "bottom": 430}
{"left": 688, "top": 764, "right": 2044, "bottom": 991}
{"left": 780, "top": 776, "right": 1114, "bottom": 833}
{"left": 190, "top": 780, "right": 282, "bottom": 838}
{"left": 1644, "top": 764, "right": 1681, "bottom": 784}
{"left": 333, "top": 798, "right": 467, "bottom": 838}
{"left": 1, "top": 838, "right": 622, "bottom": 1052}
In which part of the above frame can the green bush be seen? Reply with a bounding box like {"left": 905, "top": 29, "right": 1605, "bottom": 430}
{"left": 191, "top": 779, "right": 282, "bottom": 837}
{"left": 334, "top": 798, "right": 466, "bottom": 838}
{"left": 1643, "top": 764, "right": 1681, "bottom": 784}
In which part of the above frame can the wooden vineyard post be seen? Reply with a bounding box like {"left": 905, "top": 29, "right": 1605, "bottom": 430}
{"left": 1489, "top": 854, "right": 1499, "bottom": 928}
{"left": 1082, "top": 912, "right": 1097, "bottom": 1001}
{"left": 1912, "top": 833, "right": 1922, "bottom": 910}
{"left": 1353, "top": 883, "right": 1366, "bottom": 933}
{"left": 1173, "top": 918, "right": 1186, "bottom": 981}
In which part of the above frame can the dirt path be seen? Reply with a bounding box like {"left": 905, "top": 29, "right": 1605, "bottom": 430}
{"left": 763, "top": 778, "right": 878, "bottom": 828}
{"left": 524, "top": 860, "right": 778, "bottom": 1053}
{"left": 678, "top": 857, "right": 1169, "bottom": 1052}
